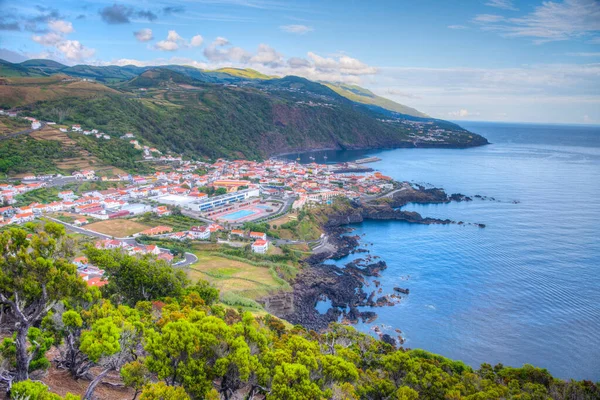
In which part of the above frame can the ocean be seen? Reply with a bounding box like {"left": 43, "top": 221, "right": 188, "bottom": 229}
{"left": 291, "top": 122, "right": 600, "bottom": 381}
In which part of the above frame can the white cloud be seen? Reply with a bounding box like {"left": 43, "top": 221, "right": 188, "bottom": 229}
{"left": 30, "top": 18, "right": 96, "bottom": 63}
{"left": 190, "top": 35, "right": 204, "bottom": 47}
{"left": 203, "top": 37, "right": 250, "bottom": 63}
{"left": 448, "top": 25, "right": 469, "bottom": 30}
{"left": 55, "top": 40, "right": 95, "bottom": 61}
{"left": 214, "top": 36, "right": 230, "bottom": 46}
{"left": 134, "top": 28, "right": 153, "bottom": 42}
{"left": 485, "top": 0, "right": 518, "bottom": 11}
{"left": 48, "top": 20, "right": 74, "bottom": 34}
{"left": 32, "top": 32, "right": 64, "bottom": 46}
{"left": 307, "top": 52, "right": 377, "bottom": 75}
{"left": 475, "top": 0, "right": 600, "bottom": 44}
{"left": 473, "top": 14, "right": 505, "bottom": 23}
{"left": 153, "top": 31, "right": 204, "bottom": 51}
{"left": 167, "top": 30, "right": 183, "bottom": 42}
{"left": 249, "top": 44, "right": 283, "bottom": 67}
{"left": 287, "top": 57, "right": 311, "bottom": 68}
{"left": 155, "top": 30, "right": 186, "bottom": 51}
{"left": 280, "top": 24, "right": 313, "bottom": 34}
{"left": 448, "top": 109, "right": 473, "bottom": 118}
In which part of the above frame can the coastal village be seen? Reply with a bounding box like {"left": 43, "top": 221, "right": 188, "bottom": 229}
{"left": 0, "top": 115, "right": 399, "bottom": 291}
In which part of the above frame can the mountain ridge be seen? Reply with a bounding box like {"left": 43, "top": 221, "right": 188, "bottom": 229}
{"left": 0, "top": 61, "right": 488, "bottom": 173}
{"left": 1, "top": 58, "right": 426, "bottom": 118}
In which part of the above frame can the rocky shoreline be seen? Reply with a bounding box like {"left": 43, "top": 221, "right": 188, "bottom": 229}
{"left": 260, "top": 182, "right": 486, "bottom": 343}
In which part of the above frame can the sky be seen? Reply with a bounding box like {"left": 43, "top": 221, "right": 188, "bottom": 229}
{"left": 1, "top": 0, "right": 599, "bottom": 124}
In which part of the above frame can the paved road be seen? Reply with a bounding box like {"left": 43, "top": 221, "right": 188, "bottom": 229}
{"left": 47, "top": 217, "right": 198, "bottom": 267}
{"left": 0, "top": 122, "right": 46, "bottom": 141}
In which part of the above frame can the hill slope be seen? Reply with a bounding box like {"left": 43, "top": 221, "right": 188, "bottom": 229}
{"left": 0, "top": 59, "right": 430, "bottom": 118}
{"left": 1, "top": 64, "right": 488, "bottom": 164}
{"left": 324, "top": 83, "right": 427, "bottom": 118}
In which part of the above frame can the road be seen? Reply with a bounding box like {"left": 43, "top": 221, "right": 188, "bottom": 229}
{"left": 0, "top": 122, "right": 46, "bottom": 141}
{"left": 47, "top": 217, "right": 198, "bottom": 268}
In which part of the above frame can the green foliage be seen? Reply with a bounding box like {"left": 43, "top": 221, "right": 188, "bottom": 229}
{"left": 69, "top": 133, "right": 153, "bottom": 174}
{"left": 10, "top": 381, "right": 80, "bottom": 400}
{"left": 84, "top": 247, "right": 189, "bottom": 305}
{"left": 13, "top": 187, "right": 60, "bottom": 207}
{"left": 187, "top": 279, "right": 219, "bottom": 306}
{"left": 0, "top": 136, "right": 78, "bottom": 175}
{"left": 0, "top": 222, "right": 86, "bottom": 381}
{"left": 1, "top": 224, "right": 598, "bottom": 400}
{"left": 242, "top": 222, "right": 270, "bottom": 233}
{"left": 140, "top": 383, "right": 190, "bottom": 400}
{"left": 25, "top": 76, "right": 485, "bottom": 162}
{"left": 121, "top": 360, "right": 150, "bottom": 395}
{"left": 79, "top": 317, "right": 121, "bottom": 362}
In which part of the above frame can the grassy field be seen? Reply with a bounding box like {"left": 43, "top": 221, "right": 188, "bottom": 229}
{"left": 184, "top": 252, "right": 289, "bottom": 306}
{"left": 133, "top": 214, "right": 201, "bottom": 231}
{"left": 86, "top": 219, "right": 150, "bottom": 237}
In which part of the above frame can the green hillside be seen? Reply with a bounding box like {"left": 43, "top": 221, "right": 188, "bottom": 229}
{"left": 19, "top": 69, "right": 485, "bottom": 161}
{"left": 0, "top": 58, "right": 431, "bottom": 118}
{"left": 0, "top": 63, "right": 487, "bottom": 169}
{"left": 0, "top": 59, "right": 45, "bottom": 77}
{"left": 214, "top": 67, "right": 278, "bottom": 80}
{"left": 324, "top": 82, "right": 428, "bottom": 118}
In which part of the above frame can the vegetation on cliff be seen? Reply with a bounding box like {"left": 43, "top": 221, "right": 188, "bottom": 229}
{"left": 0, "top": 223, "right": 597, "bottom": 399}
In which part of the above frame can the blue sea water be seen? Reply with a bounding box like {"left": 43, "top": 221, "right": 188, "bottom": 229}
{"left": 294, "top": 122, "right": 600, "bottom": 381}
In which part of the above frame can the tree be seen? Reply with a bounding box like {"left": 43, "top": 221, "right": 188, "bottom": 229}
{"left": 10, "top": 380, "right": 80, "bottom": 400}
{"left": 80, "top": 313, "right": 140, "bottom": 400}
{"left": 268, "top": 362, "right": 323, "bottom": 400}
{"left": 140, "top": 383, "right": 190, "bottom": 400}
{"left": 187, "top": 280, "right": 219, "bottom": 306}
{"left": 84, "top": 247, "right": 189, "bottom": 305}
{"left": 0, "top": 224, "right": 86, "bottom": 383}
{"left": 121, "top": 360, "right": 150, "bottom": 400}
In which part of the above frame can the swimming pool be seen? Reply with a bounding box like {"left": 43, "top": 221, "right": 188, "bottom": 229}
{"left": 221, "top": 209, "right": 256, "bottom": 220}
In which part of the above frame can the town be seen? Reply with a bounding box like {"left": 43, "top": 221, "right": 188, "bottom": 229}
{"left": 0, "top": 119, "right": 400, "bottom": 287}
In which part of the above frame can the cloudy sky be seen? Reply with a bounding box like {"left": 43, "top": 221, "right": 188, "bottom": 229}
{"left": 1, "top": 0, "right": 599, "bottom": 124}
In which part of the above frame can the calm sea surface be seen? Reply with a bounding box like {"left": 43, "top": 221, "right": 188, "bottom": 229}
{"left": 289, "top": 122, "right": 600, "bottom": 380}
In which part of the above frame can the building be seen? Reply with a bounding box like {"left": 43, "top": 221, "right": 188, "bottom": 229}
{"left": 186, "top": 187, "right": 260, "bottom": 213}
{"left": 251, "top": 239, "right": 269, "bottom": 254}
{"left": 73, "top": 218, "right": 88, "bottom": 226}
{"left": 230, "top": 229, "right": 244, "bottom": 237}
{"left": 189, "top": 226, "right": 210, "bottom": 240}
{"left": 249, "top": 231, "right": 267, "bottom": 241}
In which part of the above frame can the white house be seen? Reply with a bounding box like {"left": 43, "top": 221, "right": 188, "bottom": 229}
{"left": 251, "top": 239, "right": 269, "bottom": 254}
{"left": 189, "top": 226, "right": 210, "bottom": 240}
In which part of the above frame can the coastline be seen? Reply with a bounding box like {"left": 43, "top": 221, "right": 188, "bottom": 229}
{"left": 269, "top": 135, "right": 490, "bottom": 160}
{"left": 260, "top": 182, "right": 483, "bottom": 343}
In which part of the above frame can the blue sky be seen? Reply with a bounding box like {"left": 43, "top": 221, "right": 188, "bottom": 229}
{"left": 1, "top": 0, "right": 599, "bottom": 124}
